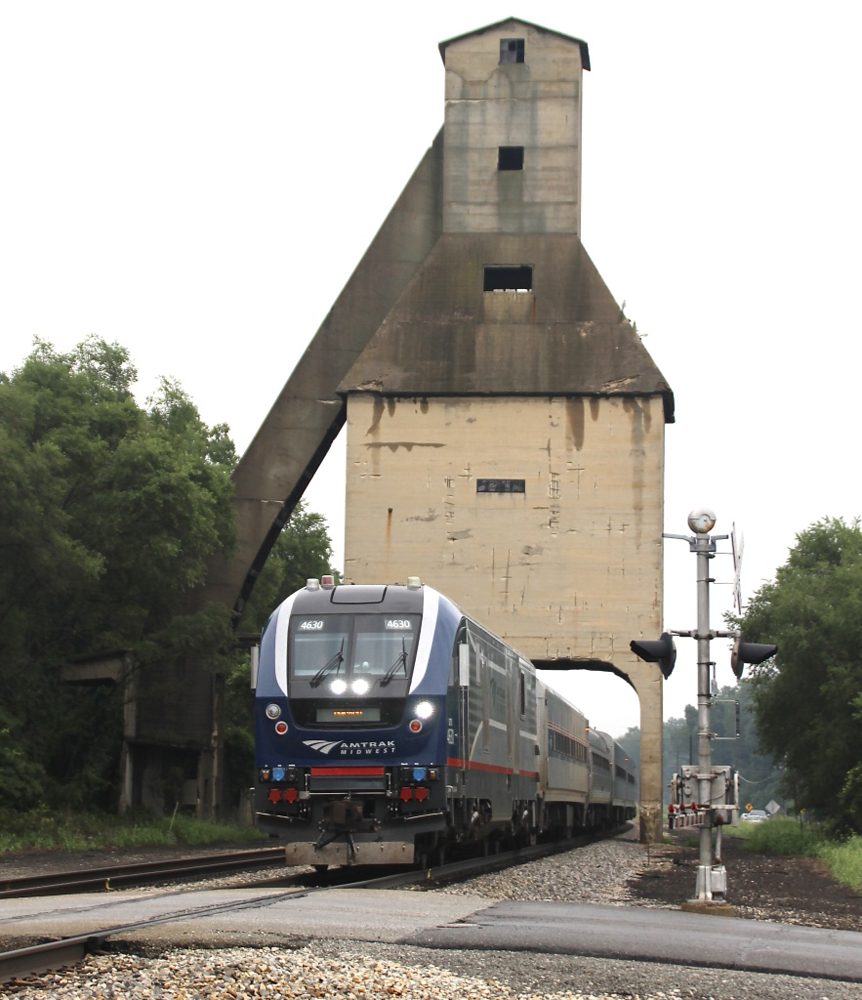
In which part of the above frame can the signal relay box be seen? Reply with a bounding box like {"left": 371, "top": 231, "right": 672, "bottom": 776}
{"left": 671, "top": 764, "right": 738, "bottom": 822}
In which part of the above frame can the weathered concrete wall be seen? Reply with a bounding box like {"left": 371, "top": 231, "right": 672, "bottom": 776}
{"left": 338, "top": 235, "right": 672, "bottom": 405}
{"left": 442, "top": 21, "right": 585, "bottom": 235}
{"left": 343, "top": 393, "right": 663, "bottom": 658}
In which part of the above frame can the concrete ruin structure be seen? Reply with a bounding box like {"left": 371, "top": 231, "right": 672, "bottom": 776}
{"left": 131, "top": 18, "right": 675, "bottom": 839}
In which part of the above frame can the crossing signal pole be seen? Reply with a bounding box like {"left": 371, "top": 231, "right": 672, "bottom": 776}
{"left": 631, "top": 508, "right": 777, "bottom": 908}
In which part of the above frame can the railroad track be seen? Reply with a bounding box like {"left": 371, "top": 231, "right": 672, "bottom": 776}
{"left": 0, "top": 847, "right": 287, "bottom": 898}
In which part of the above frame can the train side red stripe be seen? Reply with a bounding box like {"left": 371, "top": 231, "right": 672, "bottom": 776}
{"left": 447, "top": 757, "right": 538, "bottom": 779}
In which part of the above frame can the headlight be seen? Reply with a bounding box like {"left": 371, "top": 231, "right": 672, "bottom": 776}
{"left": 265, "top": 703, "right": 281, "bottom": 720}
{"left": 415, "top": 701, "right": 434, "bottom": 720}
{"left": 352, "top": 678, "right": 370, "bottom": 695}
{"left": 330, "top": 679, "right": 347, "bottom": 695}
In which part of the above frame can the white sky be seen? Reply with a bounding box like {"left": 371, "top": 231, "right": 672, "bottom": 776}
{"left": 2, "top": 2, "right": 860, "bottom": 739}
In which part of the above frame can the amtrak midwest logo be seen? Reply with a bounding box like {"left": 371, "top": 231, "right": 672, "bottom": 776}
{"left": 302, "top": 739, "right": 397, "bottom": 756}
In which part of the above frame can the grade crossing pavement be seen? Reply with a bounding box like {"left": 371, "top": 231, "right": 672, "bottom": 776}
{"left": 3, "top": 888, "right": 861, "bottom": 983}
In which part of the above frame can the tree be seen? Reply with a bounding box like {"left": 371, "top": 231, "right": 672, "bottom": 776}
{"left": 741, "top": 517, "right": 862, "bottom": 832}
{"left": 0, "top": 338, "right": 238, "bottom": 809}
{"left": 222, "top": 504, "right": 339, "bottom": 805}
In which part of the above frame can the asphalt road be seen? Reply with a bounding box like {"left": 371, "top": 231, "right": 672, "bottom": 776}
{"left": 3, "top": 887, "right": 862, "bottom": 983}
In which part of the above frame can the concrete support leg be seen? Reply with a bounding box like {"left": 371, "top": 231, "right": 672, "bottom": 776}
{"left": 631, "top": 660, "right": 664, "bottom": 844}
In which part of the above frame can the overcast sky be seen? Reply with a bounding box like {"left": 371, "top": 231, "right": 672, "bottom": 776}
{"left": 2, "top": 2, "right": 859, "bottom": 740}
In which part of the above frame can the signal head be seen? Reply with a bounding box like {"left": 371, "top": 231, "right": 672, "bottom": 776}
{"left": 630, "top": 632, "right": 677, "bottom": 679}
{"left": 730, "top": 635, "right": 777, "bottom": 678}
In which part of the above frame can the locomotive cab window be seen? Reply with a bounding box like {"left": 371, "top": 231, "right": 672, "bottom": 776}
{"left": 287, "top": 613, "right": 420, "bottom": 728}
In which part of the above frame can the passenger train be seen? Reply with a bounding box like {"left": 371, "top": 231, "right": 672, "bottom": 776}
{"left": 254, "top": 577, "right": 637, "bottom": 866}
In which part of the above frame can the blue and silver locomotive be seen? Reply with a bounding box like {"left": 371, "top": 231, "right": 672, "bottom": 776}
{"left": 255, "top": 577, "right": 637, "bottom": 866}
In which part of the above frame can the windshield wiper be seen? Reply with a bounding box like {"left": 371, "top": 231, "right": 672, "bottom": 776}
{"left": 310, "top": 640, "right": 345, "bottom": 688}
{"left": 380, "top": 637, "right": 408, "bottom": 687}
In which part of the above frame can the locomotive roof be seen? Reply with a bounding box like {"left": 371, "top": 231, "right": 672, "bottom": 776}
{"left": 290, "top": 582, "right": 427, "bottom": 615}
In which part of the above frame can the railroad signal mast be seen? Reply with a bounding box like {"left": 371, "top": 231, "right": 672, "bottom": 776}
{"left": 631, "top": 508, "right": 777, "bottom": 906}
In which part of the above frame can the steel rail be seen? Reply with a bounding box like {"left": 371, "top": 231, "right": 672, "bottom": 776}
{"left": 0, "top": 847, "right": 287, "bottom": 898}
{"left": 0, "top": 886, "right": 310, "bottom": 983}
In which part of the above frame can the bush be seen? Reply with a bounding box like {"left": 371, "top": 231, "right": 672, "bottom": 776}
{"left": 735, "top": 816, "right": 821, "bottom": 856}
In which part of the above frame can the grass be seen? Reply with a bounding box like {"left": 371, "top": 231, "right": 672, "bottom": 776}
{"left": 0, "top": 808, "right": 266, "bottom": 856}
{"left": 817, "top": 835, "right": 862, "bottom": 892}
{"left": 730, "top": 816, "right": 862, "bottom": 892}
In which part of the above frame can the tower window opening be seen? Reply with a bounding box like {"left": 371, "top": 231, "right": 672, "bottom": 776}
{"left": 498, "top": 146, "right": 524, "bottom": 171}
{"left": 483, "top": 265, "right": 533, "bottom": 292}
{"left": 500, "top": 38, "right": 525, "bottom": 64}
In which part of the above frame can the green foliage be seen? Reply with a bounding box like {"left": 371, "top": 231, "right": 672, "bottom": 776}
{"left": 0, "top": 808, "right": 264, "bottom": 854}
{"left": 734, "top": 816, "right": 821, "bottom": 856}
{"left": 742, "top": 517, "right": 862, "bottom": 833}
{"left": 818, "top": 834, "right": 862, "bottom": 892}
{"left": 0, "top": 337, "right": 238, "bottom": 810}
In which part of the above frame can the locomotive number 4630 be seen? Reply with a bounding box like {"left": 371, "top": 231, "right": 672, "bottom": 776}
{"left": 386, "top": 619, "right": 412, "bottom": 629}
{"left": 299, "top": 620, "right": 324, "bottom": 630}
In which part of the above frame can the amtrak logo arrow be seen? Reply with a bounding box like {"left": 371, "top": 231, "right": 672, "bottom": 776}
{"left": 302, "top": 739, "right": 343, "bottom": 755}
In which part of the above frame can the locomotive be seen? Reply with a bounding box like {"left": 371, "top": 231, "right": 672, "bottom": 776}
{"left": 254, "top": 577, "right": 637, "bottom": 866}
